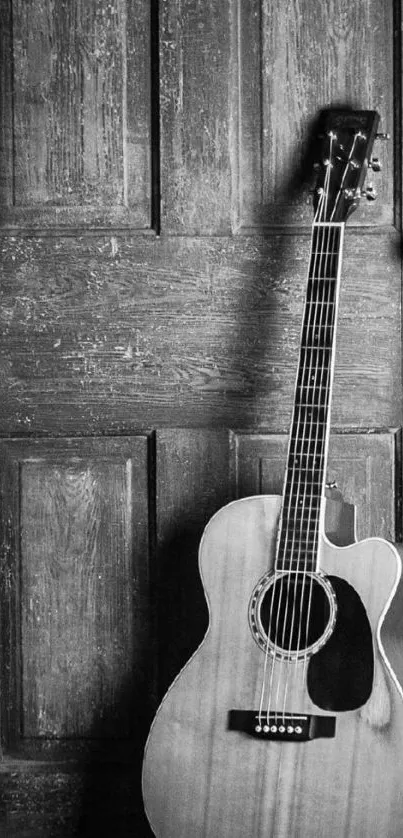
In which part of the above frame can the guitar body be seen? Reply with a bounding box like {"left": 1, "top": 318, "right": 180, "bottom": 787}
{"left": 142, "top": 495, "right": 403, "bottom": 838}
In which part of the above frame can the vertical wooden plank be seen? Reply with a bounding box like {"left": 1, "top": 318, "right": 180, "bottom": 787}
{"left": 0, "top": 442, "right": 21, "bottom": 750}
{"left": 126, "top": 0, "right": 152, "bottom": 216}
{"left": 160, "top": 0, "right": 232, "bottom": 234}
{"left": 156, "top": 429, "right": 230, "bottom": 692}
{"left": 0, "top": 0, "right": 13, "bottom": 207}
{"left": 232, "top": 431, "right": 398, "bottom": 540}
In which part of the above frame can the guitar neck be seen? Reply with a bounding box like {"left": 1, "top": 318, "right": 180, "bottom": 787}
{"left": 276, "top": 221, "right": 345, "bottom": 574}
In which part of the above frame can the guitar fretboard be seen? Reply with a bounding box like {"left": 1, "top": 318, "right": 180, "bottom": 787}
{"left": 276, "top": 222, "right": 344, "bottom": 573}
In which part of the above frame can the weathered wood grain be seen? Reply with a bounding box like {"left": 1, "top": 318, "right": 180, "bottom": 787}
{"left": 0, "top": 0, "right": 151, "bottom": 229}
{"left": 232, "top": 430, "right": 399, "bottom": 541}
{"left": 0, "top": 437, "right": 152, "bottom": 749}
{"left": 0, "top": 1, "right": 401, "bottom": 835}
{"left": 234, "top": 0, "right": 395, "bottom": 229}
{"left": 0, "top": 762, "right": 153, "bottom": 837}
{"left": 0, "top": 0, "right": 13, "bottom": 208}
{"left": 160, "top": 0, "right": 232, "bottom": 234}
{"left": 156, "top": 429, "right": 231, "bottom": 693}
{"left": 0, "top": 232, "right": 400, "bottom": 433}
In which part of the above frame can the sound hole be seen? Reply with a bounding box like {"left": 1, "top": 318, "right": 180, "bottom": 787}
{"left": 259, "top": 574, "right": 332, "bottom": 654}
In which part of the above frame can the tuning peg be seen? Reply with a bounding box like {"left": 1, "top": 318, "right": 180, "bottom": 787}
{"left": 362, "top": 184, "right": 377, "bottom": 201}
{"left": 368, "top": 157, "right": 382, "bottom": 172}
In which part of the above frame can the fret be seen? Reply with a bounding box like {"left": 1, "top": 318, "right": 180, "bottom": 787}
{"left": 292, "top": 404, "right": 328, "bottom": 421}
{"left": 308, "top": 271, "right": 339, "bottom": 282}
{"left": 290, "top": 429, "right": 328, "bottom": 438}
{"left": 279, "top": 540, "right": 318, "bottom": 565}
{"left": 290, "top": 420, "right": 328, "bottom": 439}
{"left": 294, "top": 398, "right": 331, "bottom": 412}
{"left": 277, "top": 215, "right": 344, "bottom": 575}
{"left": 306, "top": 282, "right": 337, "bottom": 299}
{"left": 288, "top": 440, "right": 326, "bottom": 451}
{"left": 282, "top": 503, "right": 322, "bottom": 514}
{"left": 288, "top": 446, "right": 326, "bottom": 461}
{"left": 288, "top": 454, "right": 326, "bottom": 466}
{"left": 282, "top": 500, "right": 323, "bottom": 513}
{"left": 300, "top": 342, "right": 332, "bottom": 352}
{"left": 303, "top": 300, "right": 336, "bottom": 311}
{"left": 281, "top": 498, "right": 322, "bottom": 511}
{"left": 294, "top": 397, "right": 330, "bottom": 412}
{"left": 301, "top": 327, "right": 334, "bottom": 347}
{"left": 280, "top": 532, "right": 319, "bottom": 550}
{"left": 297, "top": 377, "right": 331, "bottom": 392}
{"left": 299, "top": 345, "right": 332, "bottom": 358}
{"left": 308, "top": 268, "right": 339, "bottom": 280}
{"left": 276, "top": 558, "right": 318, "bottom": 572}
{"left": 285, "top": 472, "right": 324, "bottom": 485}
{"left": 297, "top": 367, "right": 332, "bottom": 376}
{"left": 278, "top": 542, "right": 320, "bottom": 554}
{"left": 296, "top": 376, "right": 331, "bottom": 386}
{"left": 297, "top": 361, "right": 332, "bottom": 377}
{"left": 283, "top": 510, "right": 320, "bottom": 532}
{"left": 283, "top": 491, "right": 322, "bottom": 502}
{"left": 295, "top": 402, "right": 327, "bottom": 410}
{"left": 297, "top": 380, "right": 330, "bottom": 391}
{"left": 287, "top": 457, "right": 325, "bottom": 469}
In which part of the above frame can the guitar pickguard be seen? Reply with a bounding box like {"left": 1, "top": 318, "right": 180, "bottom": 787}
{"left": 307, "top": 574, "right": 374, "bottom": 710}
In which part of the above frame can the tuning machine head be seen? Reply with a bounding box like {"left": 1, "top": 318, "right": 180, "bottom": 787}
{"left": 360, "top": 183, "right": 377, "bottom": 201}
{"left": 368, "top": 157, "right": 382, "bottom": 172}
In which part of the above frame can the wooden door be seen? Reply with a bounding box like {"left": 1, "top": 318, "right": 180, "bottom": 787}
{"left": 0, "top": 1, "right": 401, "bottom": 835}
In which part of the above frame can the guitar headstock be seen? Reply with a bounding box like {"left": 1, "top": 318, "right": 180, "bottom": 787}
{"left": 312, "top": 109, "right": 380, "bottom": 223}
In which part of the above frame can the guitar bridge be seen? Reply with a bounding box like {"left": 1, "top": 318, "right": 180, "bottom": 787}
{"left": 228, "top": 711, "right": 336, "bottom": 741}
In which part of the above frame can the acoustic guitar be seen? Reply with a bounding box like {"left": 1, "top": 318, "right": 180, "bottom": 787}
{"left": 142, "top": 109, "right": 403, "bottom": 837}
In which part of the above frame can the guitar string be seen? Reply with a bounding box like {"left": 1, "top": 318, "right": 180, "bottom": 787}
{"left": 276, "top": 222, "right": 329, "bottom": 717}
{"left": 299, "top": 175, "right": 339, "bottom": 690}
{"left": 275, "top": 151, "right": 334, "bottom": 722}
{"left": 300, "top": 133, "right": 358, "bottom": 685}
{"left": 286, "top": 221, "right": 335, "bottom": 718}
{"left": 298, "top": 223, "right": 336, "bottom": 684}
{"left": 256, "top": 225, "right": 319, "bottom": 727}
{"left": 266, "top": 222, "right": 323, "bottom": 724}
{"left": 260, "top": 128, "right": 356, "bottom": 727}
{"left": 263, "top": 162, "right": 333, "bottom": 725}
{"left": 299, "top": 230, "right": 337, "bottom": 703}
{"left": 279, "top": 198, "right": 334, "bottom": 718}
{"left": 256, "top": 233, "right": 323, "bottom": 726}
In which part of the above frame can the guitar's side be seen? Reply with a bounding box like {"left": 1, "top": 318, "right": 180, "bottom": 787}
{"left": 142, "top": 495, "right": 403, "bottom": 838}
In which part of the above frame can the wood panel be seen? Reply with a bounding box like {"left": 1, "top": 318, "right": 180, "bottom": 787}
{"left": 232, "top": 430, "right": 400, "bottom": 541}
{"left": 0, "top": 0, "right": 152, "bottom": 230}
{"left": 0, "top": 765, "right": 153, "bottom": 837}
{"left": 160, "top": 0, "right": 232, "bottom": 234}
{"left": 233, "top": 0, "right": 396, "bottom": 231}
{"left": 0, "top": 436, "right": 152, "bottom": 753}
{"left": 156, "top": 429, "right": 231, "bottom": 694}
{"left": 0, "top": 232, "right": 400, "bottom": 435}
